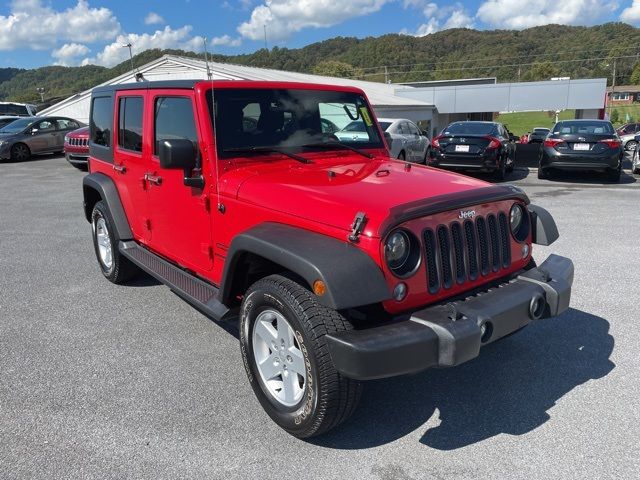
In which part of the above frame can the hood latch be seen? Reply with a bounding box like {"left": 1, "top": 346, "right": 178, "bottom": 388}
{"left": 348, "top": 212, "right": 367, "bottom": 243}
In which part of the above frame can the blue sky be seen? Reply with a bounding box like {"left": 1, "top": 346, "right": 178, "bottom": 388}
{"left": 1, "top": 0, "right": 639, "bottom": 69}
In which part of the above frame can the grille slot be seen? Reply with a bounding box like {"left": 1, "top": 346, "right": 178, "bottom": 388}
{"left": 424, "top": 212, "right": 511, "bottom": 292}
{"left": 437, "top": 226, "right": 453, "bottom": 289}
{"left": 451, "top": 222, "right": 465, "bottom": 284}
{"left": 487, "top": 214, "right": 500, "bottom": 272}
{"left": 423, "top": 229, "right": 439, "bottom": 294}
{"left": 498, "top": 212, "right": 511, "bottom": 268}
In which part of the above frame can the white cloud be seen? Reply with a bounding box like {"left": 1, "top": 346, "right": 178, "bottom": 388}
{"left": 52, "top": 43, "right": 90, "bottom": 66}
{"left": 144, "top": 12, "right": 165, "bottom": 25}
{"left": 402, "top": 2, "right": 474, "bottom": 36}
{"left": 82, "top": 26, "right": 204, "bottom": 67}
{"left": 210, "top": 35, "right": 242, "bottom": 47}
{"left": 477, "top": 0, "right": 618, "bottom": 29}
{"left": 237, "top": 0, "right": 391, "bottom": 41}
{"left": 621, "top": 0, "right": 640, "bottom": 23}
{"left": 0, "top": 0, "right": 121, "bottom": 51}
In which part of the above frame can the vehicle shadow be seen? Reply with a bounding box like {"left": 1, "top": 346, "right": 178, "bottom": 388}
{"left": 545, "top": 169, "right": 636, "bottom": 185}
{"left": 312, "top": 308, "right": 614, "bottom": 450}
{"left": 0, "top": 153, "right": 62, "bottom": 164}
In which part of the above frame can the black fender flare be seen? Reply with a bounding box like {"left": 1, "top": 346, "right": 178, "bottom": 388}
{"left": 528, "top": 204, "right": 559, "bottom": 246}
{"left": 82, "top": 173, "right": 133, "bottom": 240}
{"left": 220, "top": 223, "right": 392, "bottom": 310}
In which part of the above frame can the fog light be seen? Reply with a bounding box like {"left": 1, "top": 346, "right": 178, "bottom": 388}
{"left": 522, "top": 244, "right": 530, "bottom": 258}
{"left": 393, "top": 283, "right": 407, "bottom": 301}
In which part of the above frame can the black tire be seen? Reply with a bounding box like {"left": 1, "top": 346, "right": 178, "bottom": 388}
{"left": 239, "top": 274, "right": 362, "bottom": 438}
{"left": 506, "top": 150, "right": 515, "bottom": 173}
{"left": 625, "top": 140, "right": 637, "bottom": 151}
{"left": 91, "top": 201, "right": 139, "bottom": 284}
{"left": 493, "top": 157, "right": 506, "bottom": 182}
{"left": 10, "top": 143, "right": 30, "bottom": 162}
{"left": 397, "top": 151, "right": 406, "bottom": 161}
{"left": 422, "top": 146, "right": 431, "bottom": 165}
{"left": 606, "top": 167, "right": 621, "bottom": 183}
{"left": 537, "top": 167, "right": 549, "bottom": 179}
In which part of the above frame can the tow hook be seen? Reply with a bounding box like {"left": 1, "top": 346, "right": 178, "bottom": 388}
{"left": 348, "top": 212, "right": 367, "bottom": 243}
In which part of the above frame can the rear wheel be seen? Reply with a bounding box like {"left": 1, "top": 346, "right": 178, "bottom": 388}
{"left": 625, "top": 140, "right": 637, "bottom": 151}
{"left": 493, "top": 157, "right": 506, "bottom": 182}
{"left": 633, "top": 156, "right": 640, "bottom": 175}
{"left": 239, "top": 274, "right": 362, "bottom": 438}
{"left": 10, "top": 143, "right": 30, "bottom": 162}
{"left": 506, "top": 151, "right": 516, "bottom": 173}
{"left": 606, "top": 167, "right": 621, "bottom": 182}
{"left": 91, "top": 201, "right": 139, "bottom": 284}
{"left": 538, "top": 167, "right": 549, "bottom": 179}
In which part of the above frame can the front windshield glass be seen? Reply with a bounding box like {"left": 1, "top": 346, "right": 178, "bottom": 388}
{"left": 444, "top": 122, "right": 498, "bottom": 136}
{"left": 209, "top": 88, "right": 383, "bottom": 158}
{"left": 0, "top": 117, "right": 33, "bottom": 133}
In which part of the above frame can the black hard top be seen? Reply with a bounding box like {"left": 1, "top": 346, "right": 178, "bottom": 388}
{"left": 93, "top": 80, "right": 201, "bottom": 95}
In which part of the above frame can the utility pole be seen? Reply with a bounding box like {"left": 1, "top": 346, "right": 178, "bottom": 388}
{"left": 263, "top": 25, "right": 268, "bottom": 51}
{"left": 36, "top": 87, "right": 45, "bottom": 103}
{"left": 122, "top": 43, "right": 137, "bottom": 80}
{"left": 384, "top": 66, "right": 390, "bottom": 84}
{"left": 517, "top": 65, "right": 521, "bottom": 82}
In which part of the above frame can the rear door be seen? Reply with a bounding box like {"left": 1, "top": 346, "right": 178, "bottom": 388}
{"left": 54, "top": 118, "right": 80, "bottom": 149}
{"left": 406, "top": 121, "right": 426, "bottom": 161}
{"left": 145, "top": 91, "right": 212, "bottom": 272}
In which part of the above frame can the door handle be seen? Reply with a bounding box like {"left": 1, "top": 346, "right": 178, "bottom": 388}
{"left": 144, "top": 173, "right": 162, "bottom": 186}
{"left": 113, "top": 164, "right": 126, "bottom": 173}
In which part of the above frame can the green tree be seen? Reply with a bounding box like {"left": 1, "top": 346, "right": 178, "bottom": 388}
{"left": 523, "top": 62, "right": 561, "bottom": 81}
{"left": 312, "top": 60, "right": 361, "bottom": 79}
{"left": 610, "top": 109, "right": 620, "bottom": 124}
{"left": 630, "top": 62, "right": 640, "bottom": 85}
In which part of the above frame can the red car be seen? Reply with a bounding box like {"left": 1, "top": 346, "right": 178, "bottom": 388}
{"left": 64, "top": 126, "right": 89, "bottom": 170}
{"left": 82, "top": 80, "right": 573, "bottom": 438}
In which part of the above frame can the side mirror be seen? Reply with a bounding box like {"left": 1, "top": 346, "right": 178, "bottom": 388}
{"left": 30, "top": 128, "right": 38, "bottom": 135}
{"left": 158, "top": 139, "right": 196, "bottom": 169}
{"left": 421, "top": 130, "right": 428, "bottom": 137}
{"left": 158, "top": 139, "right": 204, "bottom": 189}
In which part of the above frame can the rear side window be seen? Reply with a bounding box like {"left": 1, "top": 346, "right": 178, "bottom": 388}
{"left": 118, "top": 97, "right": 144, "bottom": 152}
{"left": 154, "top": 97, "right": 197, "bottom": 154}
{"left": 56, "top": 119, "right": 79, "bottom": 130}
{"left": 91, "top": 97, "right": 113, "bottom": 147}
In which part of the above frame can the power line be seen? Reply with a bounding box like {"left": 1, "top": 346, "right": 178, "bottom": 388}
{"left": 356, "top": 46, "right": 640, "bottom": 73}
{"left": 354, "top": 54, "right": 640, "bottom": 79}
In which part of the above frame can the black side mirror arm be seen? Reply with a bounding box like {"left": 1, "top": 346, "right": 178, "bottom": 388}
{"left": 183, "top": 149, "right": 204, "bottom": 189}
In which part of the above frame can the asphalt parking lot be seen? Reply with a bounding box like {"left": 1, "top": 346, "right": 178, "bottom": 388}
{"left": 1, "top": 154, "right": 639, "bottom": 479}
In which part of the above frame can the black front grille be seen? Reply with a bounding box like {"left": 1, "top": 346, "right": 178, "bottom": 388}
{"left": 423, "top": 213, "right": 512, "bottom": 293}
{"left": 69, "top": 138, "right": 88, "bottom": 147}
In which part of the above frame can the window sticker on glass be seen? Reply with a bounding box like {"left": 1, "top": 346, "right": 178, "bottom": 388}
{"left": 360, "top": 107, "right": 373, "bottom": 127}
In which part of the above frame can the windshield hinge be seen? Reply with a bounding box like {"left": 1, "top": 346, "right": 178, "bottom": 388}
{"left": 348, "top": 212, "right": 367, "bottom": 243}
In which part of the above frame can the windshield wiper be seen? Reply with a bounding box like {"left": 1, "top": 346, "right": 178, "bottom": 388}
{"left": 222, "top": 146, "right": 312, "bottom": 164}
{"left": 301, "top": 140, "right": 373, "bottom": 159}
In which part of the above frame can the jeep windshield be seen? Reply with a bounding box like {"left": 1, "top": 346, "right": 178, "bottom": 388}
{"left": 208, "top": 88, "right": 384, "bottom": 159}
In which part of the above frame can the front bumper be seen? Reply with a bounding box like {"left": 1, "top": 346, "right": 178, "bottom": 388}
{"left": 326, "top": 254, "right": 573, "bottom": 380}
{"left": 65, "top": 152, "right": 89, "bottom": 166}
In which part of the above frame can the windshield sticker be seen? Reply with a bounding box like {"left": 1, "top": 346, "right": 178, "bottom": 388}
{"left": 360, "top": 108, "right": 373, "bottom": 127}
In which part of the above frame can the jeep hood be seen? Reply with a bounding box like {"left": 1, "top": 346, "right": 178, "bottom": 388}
{"left": 227, "top": 157, "right": 513, "bottom": 237}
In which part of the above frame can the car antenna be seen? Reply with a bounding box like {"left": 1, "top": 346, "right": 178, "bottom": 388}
{"left": 203, "top": 38, "right": 223, "bottom": 213}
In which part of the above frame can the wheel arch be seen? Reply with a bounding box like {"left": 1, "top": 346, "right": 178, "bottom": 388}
{"left": 82, "top": 173, "right": 133, "bottom": 240}
{"left": 220, "top": 223, "right": 392, "bottom": 310}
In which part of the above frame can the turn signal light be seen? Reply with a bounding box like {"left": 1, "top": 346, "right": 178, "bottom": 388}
{"left": 544, "top": 138, "right": 565, "bottom": 148}
{"left": 431, "top": 135, "right": 443, "bottom": 148}
{"left": 313, "top": 280, "right": 327, "bottom": 296}
{"left": 485, "top": 136, "right": 502, "bottom": 149}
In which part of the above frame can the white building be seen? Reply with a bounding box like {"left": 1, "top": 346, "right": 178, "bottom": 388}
{"left": 41, "top": 54, "right": 607, "bottom": 137}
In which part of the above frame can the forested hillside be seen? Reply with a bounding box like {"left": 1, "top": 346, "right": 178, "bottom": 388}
{"left": 2, "top": 22, "right": 640, "bottom": 104}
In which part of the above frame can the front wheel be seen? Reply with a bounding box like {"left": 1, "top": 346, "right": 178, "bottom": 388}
{"left": 10, "top": 143, "right": 30, "bottom": 162}
{"left": 239, "top": 274, "right": 362, "bottom": 438}
{"left": 625, "top": 140, "right": 638, "bottom": 151}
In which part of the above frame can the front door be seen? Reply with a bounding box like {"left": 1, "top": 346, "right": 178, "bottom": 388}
{"left": 145, "top": 91, "right": 213, "bottom": 272}
{"left": 28, "top": 119, "right": 57, "bottom": 153}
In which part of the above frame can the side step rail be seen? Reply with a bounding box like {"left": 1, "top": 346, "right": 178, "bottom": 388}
{"left": 119, "top": 241, "right": 231, "bottom": 321}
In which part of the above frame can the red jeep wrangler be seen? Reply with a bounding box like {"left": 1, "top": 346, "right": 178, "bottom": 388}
{"left": 82, "top": 80, "right": 573, "bottom": 438}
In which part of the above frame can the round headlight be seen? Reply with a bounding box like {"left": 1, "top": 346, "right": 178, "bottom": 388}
{"left": 385, "top": 229, "right": 421, "bottom": 278}
{"left": 509, "top": 203, "right": 530, "bottom": 242}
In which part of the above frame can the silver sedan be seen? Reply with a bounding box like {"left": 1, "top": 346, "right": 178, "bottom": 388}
{"left": 378, "top": 118, "right": 430, "bottom": 162}
{"left": 0, "top": 116, "right": 84, "bottom": 162}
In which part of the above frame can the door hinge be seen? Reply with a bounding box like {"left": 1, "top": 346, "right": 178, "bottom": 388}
{"left": 204, "top": 197, "right": 211, "bottom": 212}
{"left": 145, "top": 218, "right": 152, "bottom": 231}
{"left": 208, "top": 246, "right": 214, "bottom": 260}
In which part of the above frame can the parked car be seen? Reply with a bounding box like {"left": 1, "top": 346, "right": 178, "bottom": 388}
{"left": 528, "top": 127, "right": 550, "bottom": 144}
{"left": 0, "top": 116, "right": 84, "bottom": 162}
{"left": 82, "top": 80, "right": 573, "bottom": 438}
{"left": 0, "top": 101, "right": 37, "bottom": 116}
{"left": 631, "top": 134, "right": 640, "bottom": 175}
{"left": 0, "top": 116, "right": 20, "bottom": 129}
{"left": 428, "top": 121, "right": 516, "bottom": 181}
{"left": 64, "top": 126, "right": 89, "bottom": 170}
{"left": 617, "top": 126, "right": 640, "bottom": 151}
{"left": 616, "top": 122, "right": 640, "bottom": 137}
{"left": 377, "top": 118, "right": 430, "bottom": 162}
{"left": 538, "top": 119, "right": 623, "bottom": 181}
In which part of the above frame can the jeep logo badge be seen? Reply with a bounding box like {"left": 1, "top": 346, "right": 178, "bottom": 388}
{"left": 458, "top": 210, "right": 476, "bottom": 219}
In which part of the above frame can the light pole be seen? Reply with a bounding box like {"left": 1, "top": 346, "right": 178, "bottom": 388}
{"left": 122, "top": 43, "right": 136, "bottom": 79}
{"left": 36, "top": 87, "right": 45, "bottom": 102}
